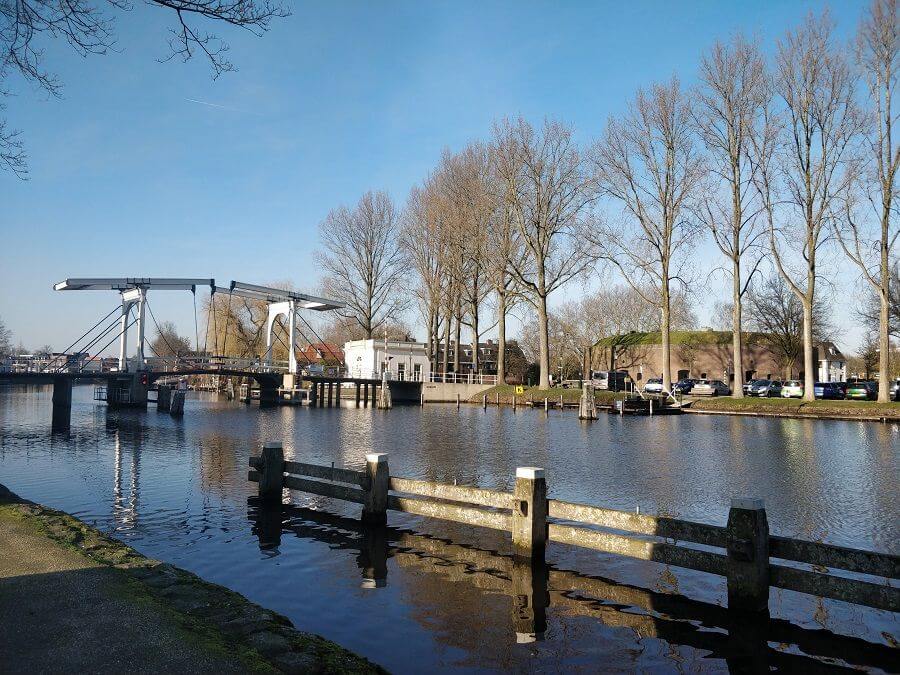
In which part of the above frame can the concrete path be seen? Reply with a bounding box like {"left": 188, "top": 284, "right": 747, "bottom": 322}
{"left": 0, "top": 506, "right": 246, "bottom": 674}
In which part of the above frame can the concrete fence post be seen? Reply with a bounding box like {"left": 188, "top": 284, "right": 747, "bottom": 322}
{"left": 258, "top": 442, "right": 284, "bottom": 502}
{"left": 512, "top": 467, "right": 547, "bottom": 559}
{"left": 362, "top": 453, "right": 389, "bottom": 525}
{"left": 726, "top": 497, "right": 770, "bottom": 613}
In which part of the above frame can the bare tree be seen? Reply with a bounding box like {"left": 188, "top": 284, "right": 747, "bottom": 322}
{"left": 0, "top": 315, "right": 12, "bottom": 356}
{"left": 493, "top": 117, "right": 594, "bottom": 389}
{"left": 319, "top": 191, "right": 409, "bottom": 339}
{"left": 745, "top": 274, "right": 832, "bottom": 378}
{"left": 403, "top": 180, "right": 446, "bottom": 373}
{"left": 150, "top": 320, "right": 193, "bottom": 357}
{"left": 857, "top": 261, "right": 900, "bottom": 336}
{"left": 489, "top": 177, "right": 524, "bottom": 385}
{"left": 753, "top": 12, "right": 860, "bottom": 400}
{"left": 694, "top": 35, "right": 768, "bottom": 398}
{"left": 835, "top": 0, "right": 900, "bottom": 400}
{"left": 1, "top": 1, "right": 287, "bottom": 176}
{"left": 593, "top": 76, "right": 703, "bottom": 392}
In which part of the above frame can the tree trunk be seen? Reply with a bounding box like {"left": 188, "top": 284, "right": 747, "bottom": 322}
{"left": 878, "top": 214, "right": 891, "bottom": 401}
{"left": 471, "top": 308, "right": 480, "bottom": 374}
{"left": 879, "top": 291, "right": 890, "bottom": 402}
{"left": 732, "top": 259, "right": 744, "bottom": 398}
{"left": 802, "top": 299, "right": 815, "bottom": 402}
{"left": 537, "top": 295, "right": 551, "bottom": 389}
{"left": 453, "top": 308, "right": 461, "bottom": 374}
{"left": 496, "top": 291, "right": 507, "bottom": 384}
{"left": 661, "top": 280, "right": 671, "bottom": 392}
{"left": 441, "top": 312, "right": 450, "bottom": 376}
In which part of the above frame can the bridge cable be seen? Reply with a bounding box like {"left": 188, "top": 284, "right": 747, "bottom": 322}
{"left": 295, "top": 311, "right": 345, "bottom": 367}
{"left": 57, "top": 313, "right": 125, "bottom": 373}
{"left": 145, "top": 299, "right": 190, "bottom": 366}
{"left": 277, "top": 316, "right": 316, "bottom": 366}
{"left": 221, "top": 290, "right": 233, "bottom": 359}
{"left": 211, "top": 291, "right": 219, "bottom": 356}
{"left": 192, "top": 289, "right": 200, "bottom": 355}
{"left": 202, "top": 288, "right": 214, "bottom": 356}
{"left": 78, "top": 311, "right": 138, "bottom": 372}
{"left": 270, "top": 317, "right": 313, "bottom": 367}
{"left": 40, "top": 303, "right": 122, "bottom": 373}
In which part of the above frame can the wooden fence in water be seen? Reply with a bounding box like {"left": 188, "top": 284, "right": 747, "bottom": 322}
{"left": 248, "top": 442, "right": 899, "bottom": 615}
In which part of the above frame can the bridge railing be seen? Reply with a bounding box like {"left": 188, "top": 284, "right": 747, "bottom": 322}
{"left": 248, "top": 443, "right": 899, "bottom": 615}
{"left": 428, "top": 372, "right": 498, "bottom": 385}
{"left": 140, "top": 356, "right": 290, "bottom": 373}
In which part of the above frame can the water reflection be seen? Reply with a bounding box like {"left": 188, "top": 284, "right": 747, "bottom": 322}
{"left": 2, "top": 385, "right": 898, "bottom": 671}
{"left": 247, "top": 501, "right": 897, "bottom": 671}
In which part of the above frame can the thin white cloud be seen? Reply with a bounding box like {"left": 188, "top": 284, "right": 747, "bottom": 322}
{"left": 185, "top": 97, "right": 249, "bottom": 114}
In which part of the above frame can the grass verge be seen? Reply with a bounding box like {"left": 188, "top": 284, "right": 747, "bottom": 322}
{"left": 470, "top": 384, "right": 626, "bottom": 405}
{"left": 687, "top": 396, "right": 900, "bottom": 420}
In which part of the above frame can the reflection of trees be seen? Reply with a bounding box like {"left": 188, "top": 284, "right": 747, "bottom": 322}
{"left": 249, "top": 502, "right": 894, "bottom": 672}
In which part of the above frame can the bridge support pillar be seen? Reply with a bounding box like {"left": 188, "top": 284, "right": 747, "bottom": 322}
{"left": 157, "top": 385, "right": 172, "bottom": 412}
{"left": 327, "top": 381, "right": 334, "bottom": 407}
{"left": 363, "top": 383, "right": 369, "bottom": 407}
{"left": 51, "top": 376, "right": 72, "bottom": 432}
{"left": 258, "top": 381, "right": 278, "bottom": 407}
{"left": 355, "top": 383, "right": 361, "bottom": 407}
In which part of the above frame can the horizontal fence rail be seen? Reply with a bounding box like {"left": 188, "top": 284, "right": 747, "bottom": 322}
{"left": 247, "top": 443, "right": 899, "bottom": 615}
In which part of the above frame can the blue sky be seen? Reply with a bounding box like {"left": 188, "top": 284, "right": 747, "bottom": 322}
{"left": 1, "top": 0, "right": 867, "bottom": 353}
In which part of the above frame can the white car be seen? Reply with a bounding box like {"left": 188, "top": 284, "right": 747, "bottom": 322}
{"left": 642, "top": 377, "right": 664, "bottom": 394}
{"left": 692, "top": 379, "right": 731, "bottom": 396}
{"left": 781, "top": 380, "right": 803, "bottom": 398}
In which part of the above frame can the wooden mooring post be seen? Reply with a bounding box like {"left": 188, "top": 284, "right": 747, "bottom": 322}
{"left": 256, "top": 442, "right": 284, "bottom": 503}
{"left": 512, "top": 468, "right": 548, "bottom": 560}
{"left": 726, "top": 498, "right": 769, "bottom": 613}
{"left": 362, "top": 453, "right": 389, "bottom": 524}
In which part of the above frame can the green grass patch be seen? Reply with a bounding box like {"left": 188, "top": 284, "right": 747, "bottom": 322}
{"left": 689, "top": 396, "right": 900, "bottom": 419}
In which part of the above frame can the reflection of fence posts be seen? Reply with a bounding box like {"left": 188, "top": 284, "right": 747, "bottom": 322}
{"left": 247, "top": 446, "right": 899, "bottom": 614}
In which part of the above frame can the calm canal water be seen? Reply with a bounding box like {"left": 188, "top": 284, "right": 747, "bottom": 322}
{"left": 1, "top": 384, "right": 897, "bottom": 672}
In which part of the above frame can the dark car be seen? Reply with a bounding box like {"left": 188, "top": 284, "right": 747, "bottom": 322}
{"left": 673, "top": 378, "right": 697, "bottom": 394}
{"left": 747, "top": 379, "right": 782, "bottom": 397}
{"left": 813, "top": 382, "right": 844, "bottom": 400}
{"left": 890, "top": 378, "right": 900, "bottom": 401}
{"left": 845, "top": 381, "right": 878, "bottom": 400}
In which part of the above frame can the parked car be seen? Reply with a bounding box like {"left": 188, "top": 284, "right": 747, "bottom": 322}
{"left": 781, "top": 380, "right": 803, "bottom": 398}
{"left": 747, "top": 379, "right": 782, "bottom": 397}
{"left": 672, "top": 378, "right": 697, "bottom": 395}
{"left": 889, "top": 378, "right": 900, "bottom": 401}
{"left": 692, "top": 379, "right": 731, "bottom": 396}
{"left": 742, "top": 381, "right": 753, "bottom": 395}
{"left": 642, "top": 378, "right": 664, "bottom": 394}
{"left": 845, "top": 381, "right": 878, "bottom": 401}
{"left": 591, "top": 370, "right": 629, "bottom": 391}
{"left": 813, "top": 382, "right": 844, "bottom": 400}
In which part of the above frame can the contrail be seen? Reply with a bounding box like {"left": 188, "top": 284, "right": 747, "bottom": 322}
{"left": 185, "top": 97, "right": 246, "bottom": 113}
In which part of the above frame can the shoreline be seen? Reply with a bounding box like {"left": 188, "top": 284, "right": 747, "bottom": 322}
{"left": 0, "top": 484, "right": 383, "bottom": 674}
{"left": 467, "top": 385, "right": 900, "bottom": 423}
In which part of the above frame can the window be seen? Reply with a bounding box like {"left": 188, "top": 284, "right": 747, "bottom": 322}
{"left": 397, "top": 363, "right": 405, "bottom": 381}
{"left": 413, "top": 364, "right": 422, "bottom": 381}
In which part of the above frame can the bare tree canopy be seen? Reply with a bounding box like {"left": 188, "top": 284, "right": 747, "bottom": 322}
{"left": 694, "top": 34, "right": 768, "bottom": 397}
{"left": 0, "top": 315, "right": 12, "bottom": 356}
{"left": 319, "top": 190, "right": 409, "bottom": 340}
{"left": 150, "top": 320, "right": 193, "bottom": 357}
{"left": 592, "top": 76, "right": 703, "bottom": 391}
{"left": 753, "top": 11, "right": 860, "bottom": 400}
{"left": 1, "top": 0, "right": 287, "bottom": 177}
{"left": 744, "top": 274, "right": 832, "bottom": 378}
{"left": 493, "top": 116, "right": 595, "bottom": 388}
{"left": 836, "top": 0, "right": 900, "bottom": 399}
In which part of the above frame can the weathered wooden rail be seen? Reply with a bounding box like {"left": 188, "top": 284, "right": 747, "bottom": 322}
{"left": 248, "top": 442, "right": 899, "bottom": 615}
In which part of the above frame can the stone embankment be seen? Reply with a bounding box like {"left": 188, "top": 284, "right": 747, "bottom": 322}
{"left": 0, "top": 484, "right": 383, "bottom": 675}
{"left": 685, "top": 397, "right": 900, "bottom": 422}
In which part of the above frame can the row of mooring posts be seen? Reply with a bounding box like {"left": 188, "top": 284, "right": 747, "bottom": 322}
{"left": 309, "top": 374, "right": 393, "bottom": 410}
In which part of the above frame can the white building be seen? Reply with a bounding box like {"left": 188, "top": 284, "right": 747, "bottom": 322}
{"left": 817, "top": 341, "right": 847, "bottom": 383}
{"left": 343, "top": 339, "right": 431, "bottom": 381}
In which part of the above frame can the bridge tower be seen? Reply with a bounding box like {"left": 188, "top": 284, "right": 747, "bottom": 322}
{"left": 54, "top": 278, "right": 214, "bottom": 406}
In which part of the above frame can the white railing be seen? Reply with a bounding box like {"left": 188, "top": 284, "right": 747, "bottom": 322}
{"left": 428, "top": 372, "right": 498, "bottom": 385}
{"left": 140, "top": 355, "right": 289, "bottom": 373}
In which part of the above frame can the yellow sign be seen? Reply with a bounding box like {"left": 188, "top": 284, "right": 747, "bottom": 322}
{"left": 515, "top": 385, "right": 525, "bottom": 395}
